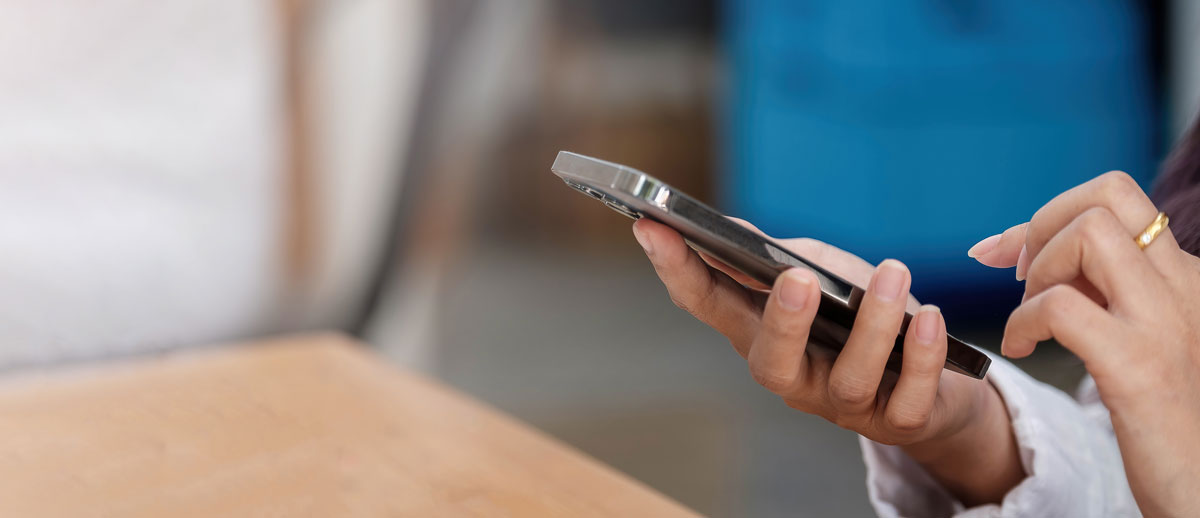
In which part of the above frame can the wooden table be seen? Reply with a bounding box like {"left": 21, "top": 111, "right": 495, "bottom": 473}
{"left": 0, "top": 333, "right": 697, "bottom": 517}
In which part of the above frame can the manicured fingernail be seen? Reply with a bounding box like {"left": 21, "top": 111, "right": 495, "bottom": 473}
{"left": 967, "top": 234, "right": 1001, "bottom": 259}
{"left": 1014, "top": 245, "right": 1028, "bottom": 281}
{"left": 778, "top": 270, "right": 811, "bottom": 311}
{"left": 871, "top": 260, "right": 907, "bottom": 302}
{"left": 915, "top": 305, "right": 940, "bottom": 343}
{"left": 632, "top": 225, "right": 653, "bottom": 256}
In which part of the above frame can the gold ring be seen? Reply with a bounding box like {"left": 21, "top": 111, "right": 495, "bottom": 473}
{"left": 1135, "top": 211, "right": 1169, "bottom": 250}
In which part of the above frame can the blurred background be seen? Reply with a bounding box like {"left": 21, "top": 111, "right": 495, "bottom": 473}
{"left": 1, "top": 0, "right": 1196, "bottom": 515}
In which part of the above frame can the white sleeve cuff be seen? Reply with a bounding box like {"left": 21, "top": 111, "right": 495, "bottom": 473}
{"left": 860, "top": 353, "right": 1139, "bottom": 518}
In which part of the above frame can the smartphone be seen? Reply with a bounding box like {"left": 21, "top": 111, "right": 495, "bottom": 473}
{"left": 551, "top": 151, "right": 991, "bottom": 379}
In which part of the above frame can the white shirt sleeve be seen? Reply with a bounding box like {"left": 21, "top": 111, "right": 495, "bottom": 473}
{"left": 859, "top": 354, "right": 1141, "bottom": 517}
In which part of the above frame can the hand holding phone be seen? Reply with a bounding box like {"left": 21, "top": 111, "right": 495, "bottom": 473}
{"left": 551, "top": 151, "right": 989, "bottom": 378}
{"left": 552, "top": 151, "right": 1020, "bottom": 504}
{"left": 631, "top": 217, "right": 1022, "bottom": 503}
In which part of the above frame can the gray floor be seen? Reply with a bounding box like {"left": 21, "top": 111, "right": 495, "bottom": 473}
{"left": 429, "top": 241, "right": 1085, "bottom": 517}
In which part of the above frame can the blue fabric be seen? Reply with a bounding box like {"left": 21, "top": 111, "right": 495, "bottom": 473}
{"left": 721, "top": 0, "right": 1159, "bottom": 299}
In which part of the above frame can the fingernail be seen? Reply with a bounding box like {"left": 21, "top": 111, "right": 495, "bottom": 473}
{"left": 871, "top": 260, "right": 907, "bottom": 302}
{"left": 1000, "top": 337, "right": 1009, "bottom": 357}
{"left": 632, "top": 225, "right": 653, "bottom": 256}
{"left": 967, "top": 234, "right": 1001, "bottom": 259}
{"left": 778, "top": 270, "right": 811, "bottom": 311}
{"left": 1014, "top": 245, "right": 1028, "bottom": 281}
{"left": 915, "top": 305, "right": 940, "bottom": 343}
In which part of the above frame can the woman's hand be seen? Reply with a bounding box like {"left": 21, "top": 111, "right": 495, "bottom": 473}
{"left": 632, "top": 217, "right": 1024, "bottom": 506}
{"left": 969, "top": 171, "right": 1200, "bottom": 516}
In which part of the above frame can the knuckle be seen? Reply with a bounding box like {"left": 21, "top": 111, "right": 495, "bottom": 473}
{"left": 828, "top": 376, "right": 876, "bottom": 408}
{"left": 792, "top": 237, "right": 823, "bottom": 252}
{"left": 1097, "top": 170, "right": 1139, "bottom": 202}
{"left": 885, "top": 406, "right": 930, "bottom": 433}
{"left": 1100, "top": 169, "right": 1137, "bottom": 187}
{"left": 667, "top": 291, "right": 693, "bottom": 313}
{"left": 783, "top": 397, "right": 816, "bottom": 414}
{"left": 790, "top": 238, "right": 827, "bottom": 263}
{"left": 830, "top": 411, "right": 862, "bottom": 431}
{"left": 1072, "top": 216, "right": 1108, "bottom": 250}
{"left": 749, "top": 365, "right": 798, "bottom": 393}
{"left": 903, "top": 356, "right": 942, "bottom": 380}
{"left": 1077, "top": 207, "right": 1117, "bottom": 239}
{"left": 1039, "top": 285, "right": 1077, "bottom": 322}
{"left": 667, "top": 283, "right": 716, "bottom": 316}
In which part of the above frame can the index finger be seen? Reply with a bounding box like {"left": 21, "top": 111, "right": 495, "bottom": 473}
{"left": 1022, "top": 171, "right": 1175, "bottom": 275}
{"left": 711, "top": 218, "right": 916, "bottom": 311}
{"left": 968, "top": 222, "right": 1028, "bottom": 268}
{"left": 633, "top": 218, "right": 762, "bottom": 356}
{"left": 728, "top": 217, "right": 877, "bottom": 288}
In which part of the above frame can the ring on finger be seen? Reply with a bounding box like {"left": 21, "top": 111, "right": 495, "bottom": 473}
{"left": 1134, "top": 211, "right": 1169, "bottom": 250}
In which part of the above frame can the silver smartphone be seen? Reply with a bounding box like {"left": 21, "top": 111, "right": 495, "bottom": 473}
{"left": 551, "top": 151, "right": 991, "bottom": 379}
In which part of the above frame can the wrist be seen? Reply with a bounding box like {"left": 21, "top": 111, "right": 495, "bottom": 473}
{"left": 901, "top": 381, "right": 1025, "bottom": 506}
{"left": 903, "top": 381, "right": 997, "bottom": 463}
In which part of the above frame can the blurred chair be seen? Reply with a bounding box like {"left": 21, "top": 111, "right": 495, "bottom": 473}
{"left": 0, "top": 1, "right": 426, "bottom": 368}
{"left": 359, "top": 0, "right": 561, "bottom": 370}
